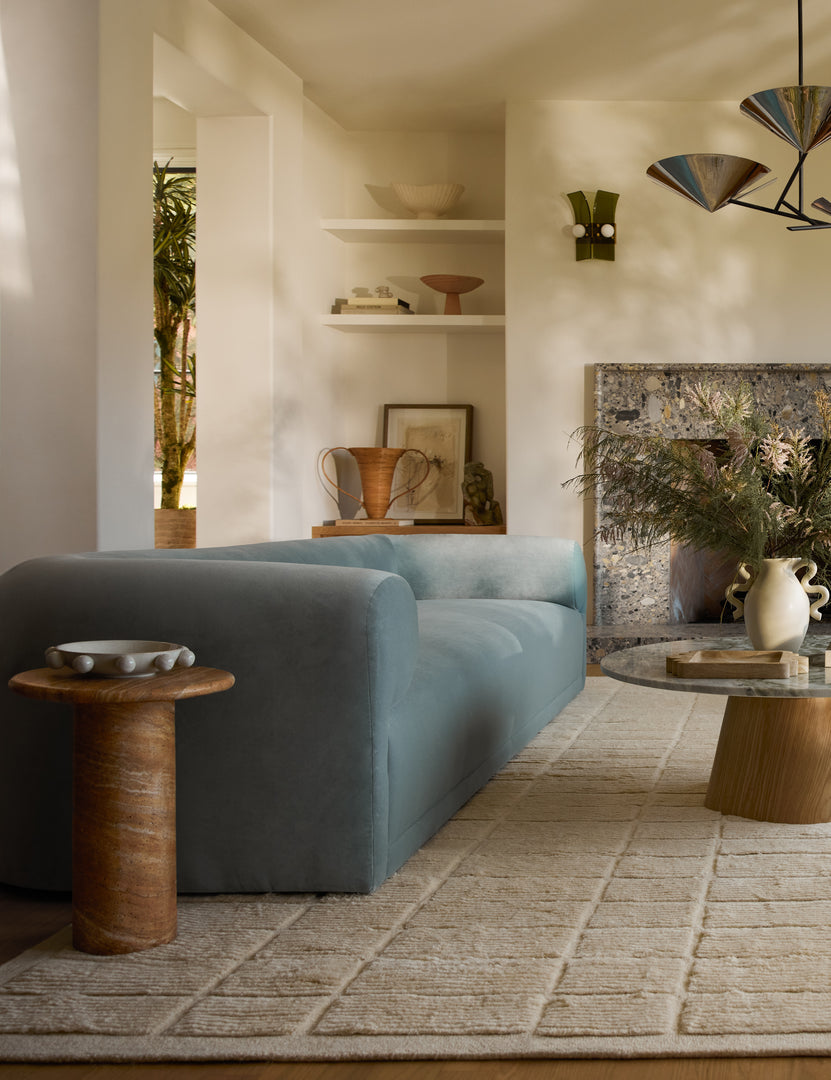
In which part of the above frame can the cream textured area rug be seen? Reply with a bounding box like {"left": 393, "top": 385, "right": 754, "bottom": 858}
{"left": 4, "top": 677, "right": 831, "bottom": 1063}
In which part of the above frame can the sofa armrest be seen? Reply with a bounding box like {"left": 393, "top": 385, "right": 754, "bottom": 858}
{"left": 390, "top": 534, "right": 588, "bottom": 612}
{"left": 0, "top": 556, "right": 419, "bottom": 893}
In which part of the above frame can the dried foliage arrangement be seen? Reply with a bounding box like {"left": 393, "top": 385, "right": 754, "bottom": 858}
{"left": 565, "top": 382, "right": 831, "bottom": 573}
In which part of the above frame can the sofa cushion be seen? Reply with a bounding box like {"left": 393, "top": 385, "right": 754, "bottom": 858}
{"left": 386, "top": 598, "right": 585, "bottom": 849}
{"left": 389, "top": 533, "right": 588, "bottom": 610}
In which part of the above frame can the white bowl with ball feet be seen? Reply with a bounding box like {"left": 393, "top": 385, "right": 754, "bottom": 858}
{"left": 45, "top": 640, "right": 196, "bottom": 678}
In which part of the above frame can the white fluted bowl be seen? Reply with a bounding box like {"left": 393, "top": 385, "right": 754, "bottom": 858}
{"left": 392, "top": 182, "right": 465, "bottom": 219}
{"left": 45, "top": 640, "right": 196, "bottom": 678}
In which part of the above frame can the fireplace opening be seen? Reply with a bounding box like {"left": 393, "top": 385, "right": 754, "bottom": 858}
{"left": 668, "top": 438, "right": 737, "bottom": 624}
{"left": 669, "top": 544, "right": 737, "bottom": 623}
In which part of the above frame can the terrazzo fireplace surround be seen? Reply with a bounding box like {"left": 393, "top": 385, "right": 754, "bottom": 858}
{"left": 587, "top": 363, "right": 831, "bottom": 659}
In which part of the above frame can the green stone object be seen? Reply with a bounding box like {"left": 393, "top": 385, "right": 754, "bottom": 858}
{"left": 462, "top": 462, "right": 504, "bottom": 526}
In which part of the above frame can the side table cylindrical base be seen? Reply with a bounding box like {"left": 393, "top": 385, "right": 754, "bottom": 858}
{"left": 72, "top": 700, "right": 177, "bottom": 954}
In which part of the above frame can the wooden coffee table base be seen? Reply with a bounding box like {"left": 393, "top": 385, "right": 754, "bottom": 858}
{"left": 705, "top": 695, "right": 831, "bottom": 823}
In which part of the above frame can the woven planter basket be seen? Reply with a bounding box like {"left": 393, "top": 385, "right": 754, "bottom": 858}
{"left": 154, "top": 508, "right": 196, "bottom": 549}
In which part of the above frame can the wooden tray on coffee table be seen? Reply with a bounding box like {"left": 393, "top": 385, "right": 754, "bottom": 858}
{"left": 666, "top": 649, "right": 809, "bottom": 679}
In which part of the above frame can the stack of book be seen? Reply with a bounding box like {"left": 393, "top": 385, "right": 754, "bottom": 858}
{"left": 332, "top": 296, "right": 413, "bottom": 315}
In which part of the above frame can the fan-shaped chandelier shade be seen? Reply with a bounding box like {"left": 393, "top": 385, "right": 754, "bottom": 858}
{"left": 646, "top": 1, "right": 831, "bottom": 230}
{"left": 646, "top": 155, "right": 771, "bottom": 212}
{"left": 740, "top": 86, "right": 831, "bottom": 151}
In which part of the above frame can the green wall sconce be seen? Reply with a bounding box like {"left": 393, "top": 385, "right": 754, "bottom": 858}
{"left": 566, "top": 190, "right": 619, "bottom": 260}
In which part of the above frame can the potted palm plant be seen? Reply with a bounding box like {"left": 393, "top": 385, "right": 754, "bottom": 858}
{"left": 565, "top": 381, "right": 831, "bottom": 650}
{"left": 153, "top": 161, "right": 196, "bottom": 547}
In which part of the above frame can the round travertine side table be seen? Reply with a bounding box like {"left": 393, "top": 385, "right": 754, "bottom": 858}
{"left": 9, "top": 665, "right": 234, "bottom": 956}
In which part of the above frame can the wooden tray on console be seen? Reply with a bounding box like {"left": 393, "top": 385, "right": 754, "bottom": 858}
{"left": 666, "top": 649, "right": 808, "bottom": 678}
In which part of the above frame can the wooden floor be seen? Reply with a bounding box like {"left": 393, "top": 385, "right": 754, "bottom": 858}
{"left": 3, "top": 667, "right": 831, "bottom": 1078}
{"left": 2, "top": 1061, "right": 831, "bottom": 1080}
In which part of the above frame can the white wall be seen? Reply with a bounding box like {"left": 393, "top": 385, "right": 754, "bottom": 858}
{"left": 196, "top": 115, "right": 273, "bottom": 546}
{"left": 154, "top": 97, "right": 197, "bottom": 167}
{"left": 0, "top": 0, "right": 96, "bottom": 568}
{"left": 0, "top": 0, "right": 154, "bottom": 572}
{"left": 98, "top": 0, "right": 155, "bottom": 552}
{"left": 506, "top": 99, "right": 831, "bottom": 543}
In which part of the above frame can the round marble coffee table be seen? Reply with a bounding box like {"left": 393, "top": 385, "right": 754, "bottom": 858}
{"left": 601, "top": 636, "right": 831, "bottom": 824}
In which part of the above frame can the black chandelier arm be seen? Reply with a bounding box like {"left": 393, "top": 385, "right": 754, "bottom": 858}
{"left": 769, "top": 152, "right": 803, "bottom": 212}
{"left": 727, "top": 195, "right": 821, "bottom": 225}
{"left": 779, "top": 198, "right": 807, "bottom": 217}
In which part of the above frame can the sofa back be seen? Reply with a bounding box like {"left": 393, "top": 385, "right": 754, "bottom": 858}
{"left": 87, "top": 534, "right": 399, "bottom": 572}
{"left": 87, "top": 533, "right": 587, "bottom": 613}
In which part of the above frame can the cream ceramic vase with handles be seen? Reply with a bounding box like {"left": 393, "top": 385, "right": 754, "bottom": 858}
{"left": 725, "top": 557, "right": 830, "bottom": 652}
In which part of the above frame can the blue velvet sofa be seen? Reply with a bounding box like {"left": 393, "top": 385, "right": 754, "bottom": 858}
{"left": 0, "top": 534, "right": 586, "bottom": 894}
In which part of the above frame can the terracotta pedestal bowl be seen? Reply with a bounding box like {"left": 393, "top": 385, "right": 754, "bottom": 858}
{"left": 420, "top": 274, "right": 484, "bottom": 315}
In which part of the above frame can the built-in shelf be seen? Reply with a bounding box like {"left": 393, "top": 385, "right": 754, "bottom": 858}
{"left": 322, "top": 314, "right": 505, "bottom": 334}
{"left": 321, "top": 219, "right": 505, "bottom": 244}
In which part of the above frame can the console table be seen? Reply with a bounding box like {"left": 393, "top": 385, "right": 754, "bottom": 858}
{"left": 601, "top": 637, "right": 831, "bottom": 824}
{"left": 9, "top": 666, "right": 234, "bottom": 955}
{"left": 312, "top": 524, "right": 506, "bottom": 537}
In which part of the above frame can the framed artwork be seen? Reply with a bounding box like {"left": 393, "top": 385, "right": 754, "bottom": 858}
{"left": 383, "top": 404, "right": 473, "bottom": 522}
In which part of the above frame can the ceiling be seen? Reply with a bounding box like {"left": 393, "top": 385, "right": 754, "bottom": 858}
{"left": 209, "top": 0, "right": 831, "bottom": 131}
